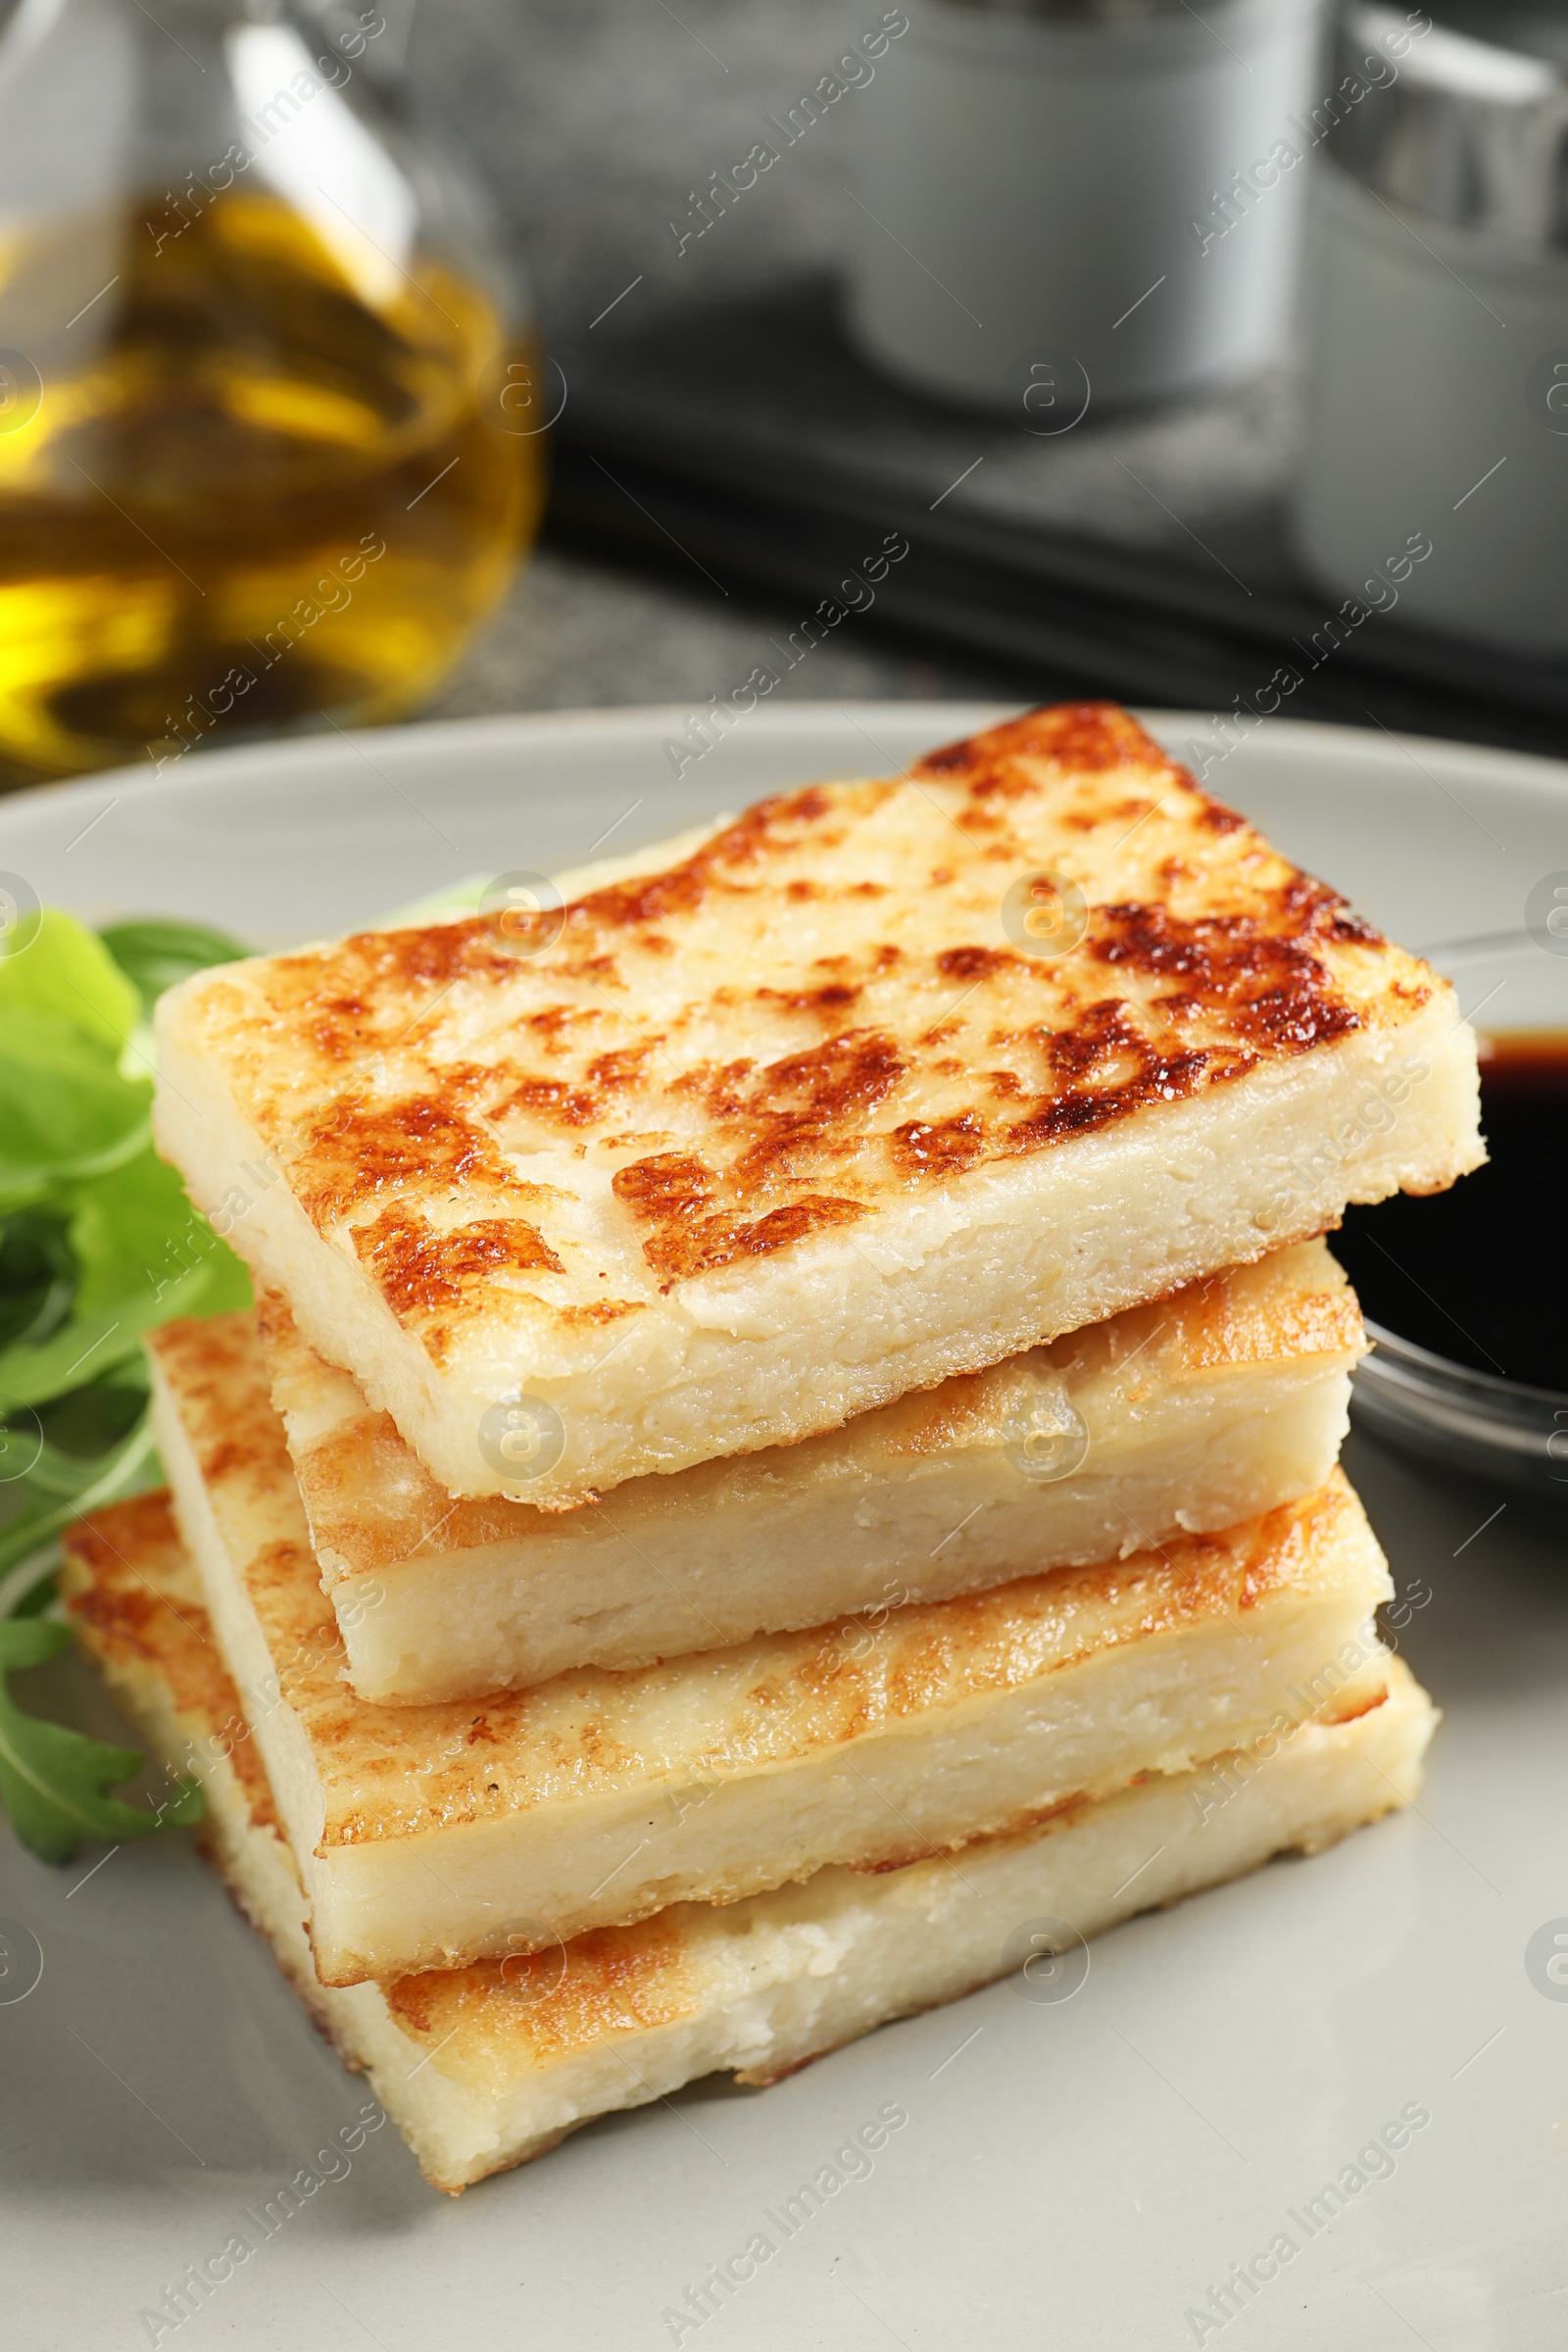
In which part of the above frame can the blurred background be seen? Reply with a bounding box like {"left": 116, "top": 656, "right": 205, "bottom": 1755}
{"left": 0, "top": 0, "right": 1564, "bottom": 793}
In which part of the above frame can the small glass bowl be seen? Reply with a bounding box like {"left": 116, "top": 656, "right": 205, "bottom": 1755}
{"left": 1351, "top": 1320, "right": 1568, "bottom": 1496}
{"left": 1348, "top": 931, "right": 1568, "bottom": 1497}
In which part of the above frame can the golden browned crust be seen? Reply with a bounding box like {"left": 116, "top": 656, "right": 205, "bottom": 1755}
{"left": 1064, "top": 1250, "right": 1367, "bottom": 1386}
{"left": 61, "top": 1492, "right": 278, "bottom": 1833}
{"left": 59, "top": 1479, "right": 1427, "bottom": 2196}
{"left": 147, "top": 1305, "right": 1372, "bottom": 1848}
{"left": 61, "top": 1488, "right": 704, "bottom": 2085}
{"left": 170, "top": 703, "right": 1437, "bottom": 1357}
{"left": 382, "top": 1916, "right": 697, "bottom": 2075}
{"left": 258, "top": 1240, "right": 1364, "bottom": 1579}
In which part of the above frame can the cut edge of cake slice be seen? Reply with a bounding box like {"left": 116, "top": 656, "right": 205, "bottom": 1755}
{"left": 62, "top": 1488, "right": 1437, "bottom": 2195}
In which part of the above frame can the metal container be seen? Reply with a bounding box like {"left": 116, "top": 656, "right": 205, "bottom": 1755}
{"left": 843, "top": 0, "right": 1323, "bottom": 416}
{"left": 1289, "top": 4, "right": 1568, "bottom": 654}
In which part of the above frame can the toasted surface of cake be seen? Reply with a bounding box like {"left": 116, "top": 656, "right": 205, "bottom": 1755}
{"left": 147, "top": 1307, "right": 1396, "bottom": 1986}
{"left": 153, "top": 704, "right": 1483, "bottom": 1502}
{"left": 263, "top": 1240, "right": 1365, "bottom": 1701}
{"left": 62, "top": 1490, "right": 1436, "bottom": 2194}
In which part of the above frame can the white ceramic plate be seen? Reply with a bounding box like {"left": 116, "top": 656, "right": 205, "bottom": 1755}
{"left": 4, "top": 706, "right": 1568, "bottom": 2352}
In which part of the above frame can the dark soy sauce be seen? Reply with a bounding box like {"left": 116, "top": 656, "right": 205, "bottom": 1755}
{"left": 1332, "top": 1033, "right": 1568, "bottom": 1393}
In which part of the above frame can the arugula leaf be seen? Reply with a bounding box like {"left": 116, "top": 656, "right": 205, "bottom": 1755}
{"left": 0, "top": 1148, "right": 250, "bottom": 1411}
{"left": 71, "top": 1144, "right": 250, "bottom": 1322}
{"left": 0, "top": 1408, "right": 159, "bottom": 1580}
{"left": 25, "top": 1377, "right": 148, "bottom": 1498}
{"left": 0, "top": 906, "right": 250, "bottom": 1866}
{"left": 97, "top": 918, "right": 249, "bottom": 1013}
{"left": 0, "top": 1487, "right": 65, "bottom": 1585}
{"left": 0, "top": 1209, "right": 75, "bottom": 1352}
{"left": 9, "top": 1563, "right": 59, "bottom": 1617}
{"left": 0, "top": 1012, "right": 151, "bottom": 1214}
{"left": 0, "top": 908, "right": 141, "bottom": 1053}
{"left": 0, "top": 1616, "right": 203, "bottom": 1863}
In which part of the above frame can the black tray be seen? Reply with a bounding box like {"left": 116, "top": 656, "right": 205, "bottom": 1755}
{"left": 549, "top": 277, "right": 1568, "bottom": 760}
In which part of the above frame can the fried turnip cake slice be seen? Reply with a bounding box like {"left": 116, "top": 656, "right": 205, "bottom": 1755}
{"left": 260, "top": 1240, "right": 1364, "bottom": 1702}
{"left": 147, "top": 1309, "right": 1397, "bottom": 1987}
{"left": 153, "top": 704, "right": 1481, "bottom": 1504}
{"left": 63, "top": 1492, "right": 1436, "bottom": 2194}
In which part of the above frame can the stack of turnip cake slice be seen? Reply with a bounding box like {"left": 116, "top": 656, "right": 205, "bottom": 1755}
{"left": 65, "top": 705, "right": 1480, "bottom": 2193}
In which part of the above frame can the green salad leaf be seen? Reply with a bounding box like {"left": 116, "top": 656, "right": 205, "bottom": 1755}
{"left": 0, "top": 907, "right": 141, "bottom": 1052}
{"left": 0, "top": 1405, "right": 159, "bottom": 1582}
{"left": 0, "top": 1146, "right": 252, "bottom": 1413}
{"left": 0, "top": 1010, "right": 151, "bottom": 1212}
{"left": 96, "top": 917, "right": 250, "bottom": 1011}
{"left": 0, "top": 1617, "right": 203, "bottom": 1865}
{"left": 73, "top": 1142, "right": 252, "bottom": 1323}
{"left": 0, "top": 905, "right": 248, "bottom": 1861}
{"left": 0, "top": 1209, "right": 74, "bottom": 1354}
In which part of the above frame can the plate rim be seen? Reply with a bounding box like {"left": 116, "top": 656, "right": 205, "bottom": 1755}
{"left": 2, "top": 700, "right": 1567, "bottom": 850}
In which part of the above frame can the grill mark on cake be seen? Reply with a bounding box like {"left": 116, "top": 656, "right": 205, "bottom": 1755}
{"left": 749, "top": 1029, "right": 907, "bottom": 1122}
{"left": 615, "top": 1033, "right": 903, "bottom": 1280}
{"left": 496, "top": 1075, "right": 604, "bottom": 1128}
{"left": 384, "top": 1915, "right": 696, "bottom": 2060}
{"left": 258, "top": 923, "right": 506, "bottom": 1047}
{"left": 672, "top": 1060, "right": 758, "bottom": 1118}
{"left": 640, "top": 1194, "right": 866, "bottom": 1285}
{"left": 352, "top": 1205, "right": 564, "bottom": 1329}
{"left": 1041, "top": 997, "right": 1154, "bottom": 1081}
{"left": 523, "top": 1004, "right": 594, "bottom": 1048}
{"left": 1091, "top": 903, "right": 1363, "bottom": 1054}
{"left": 757, "top": 981, "right": 864, "bottom": 1016}
{"left": 585, "top": 1045, "right": 662, "bottom": 1091}
{"left": 1004, "top": 1047, "right": 1218, "bottom": 1151}
{"left": 1188, "top": 1275, "right": 1365, "bottom": 1369}
{"left": 935, "top": 945, "right": 1011, "bottom": 982}
{"left": 612, "top": 1152, "right": 715, "bottom": 1219}
{"left": 199, "top": 1434, "right": 270, "bottom": 1486}
{"left": 890, "top": 1113, "right": 987, "bottom": 1179}
{"left": 295, "top": 1096, "right": 518, "bottom": 1229}
{"left": 413, "top": 1059, "right": 499, "bottom": 1110}
{"left": 880, "top": 1363, "right": 1028, "bottom": 1456}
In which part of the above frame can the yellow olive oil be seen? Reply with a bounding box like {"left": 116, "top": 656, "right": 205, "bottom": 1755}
{"left": 0, "top": 189, "right": 544, "bottom": 785}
